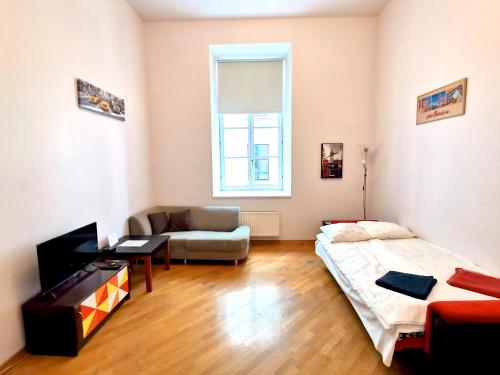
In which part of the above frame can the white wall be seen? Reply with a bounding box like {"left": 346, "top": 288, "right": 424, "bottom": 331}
{"left": 371, "top": 0, "right": 500, "bottom": 273}
{"left": 145, "top": 17, "right": 377, "bottom": 239}
{"left": 0, "top": 0, "right": 151, "bottom": 363}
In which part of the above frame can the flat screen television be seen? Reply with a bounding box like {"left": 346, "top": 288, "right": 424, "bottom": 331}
{"left": 36, "top": 223, "right": 100, "bottom": 293}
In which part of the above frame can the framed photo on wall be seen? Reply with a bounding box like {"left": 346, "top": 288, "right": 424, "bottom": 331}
{"left": 321, "top": 143, "right": 343, "bottom": 178}
{"left": 416, "top": 78, "right": 467, "bottom": 125}
{"left": 76, "top": 78, "right": 125, "bottom": 121}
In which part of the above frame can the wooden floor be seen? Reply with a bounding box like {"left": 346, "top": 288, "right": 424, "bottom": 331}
{"left": 7, "top": 242, "right": 425, "bottom": 375}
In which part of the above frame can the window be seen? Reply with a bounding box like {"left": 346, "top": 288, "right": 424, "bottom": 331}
{"left": 209, "top": 43, "right": 292, "bottom": 197}
{"left": 220, "top": 113, "right": 282, "bottom": 191}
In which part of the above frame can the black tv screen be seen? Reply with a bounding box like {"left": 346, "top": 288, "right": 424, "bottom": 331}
{"left": 36, "top": 223, "right": 100, "bottom": 293}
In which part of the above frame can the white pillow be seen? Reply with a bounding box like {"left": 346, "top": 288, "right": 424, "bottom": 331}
{"left": 356, "top": 221, "right": 416, "bottom": 240}
{"left": 320, "top": 222, "right": 355, "bottom": 234}
{"left": 320, "top": 223, "right": 373, "bottom": 243}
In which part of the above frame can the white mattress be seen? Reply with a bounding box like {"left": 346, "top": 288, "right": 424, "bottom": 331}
{"left": 315, "top": 234, "right": 495, "bottom": 366}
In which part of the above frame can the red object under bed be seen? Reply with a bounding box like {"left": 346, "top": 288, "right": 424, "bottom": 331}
{"left": 394, "top": 335, "right": 425, "bottom": 351}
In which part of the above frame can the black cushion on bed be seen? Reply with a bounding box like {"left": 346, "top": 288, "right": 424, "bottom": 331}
{"left": 376, "top": 271, "right": 437, "bottom": 300}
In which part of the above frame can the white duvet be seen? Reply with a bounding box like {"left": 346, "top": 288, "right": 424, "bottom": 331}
{"left": 316, "top": 234, "right": 495, "bottom": 330}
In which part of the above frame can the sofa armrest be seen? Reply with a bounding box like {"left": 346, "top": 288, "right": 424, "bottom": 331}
{"left": 231, "top": 225, "right": 250, "bottom": 240}
{"left": 129, "top": 213, "right": 152, "bottom": 235}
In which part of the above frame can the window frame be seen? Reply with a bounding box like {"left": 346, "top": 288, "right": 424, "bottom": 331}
{"left": 219, "top": 114, "right": 283, "bottom": 192}
{"left": 209, "top": 43, "right": 292, "bottom": 198}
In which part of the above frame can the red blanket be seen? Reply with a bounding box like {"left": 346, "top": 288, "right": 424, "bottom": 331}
{"left": 424, "top": 300, "right": 500, "bottom": 353}
{"left": 447, "top": 268, "right": 500, "bottom": 298}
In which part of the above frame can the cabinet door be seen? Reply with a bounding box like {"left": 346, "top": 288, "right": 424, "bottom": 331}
{"left": 80, "top": 268, "right": 129, "bottom": 338}
{"left": 23, "top": 305, "right": 79, "bottom": 356}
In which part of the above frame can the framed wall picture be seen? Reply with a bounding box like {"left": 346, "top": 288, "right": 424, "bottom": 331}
{"left": 321, "top": 143, "right": 343, "bottom": 178}
{"left": 76, "top": 79, "right": 125, "bottom": 121}
{"left": 416, "top": 78, "right": 467, "bottom": 125}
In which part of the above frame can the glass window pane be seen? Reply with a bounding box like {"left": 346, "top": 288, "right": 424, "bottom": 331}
{"left": 254, "top": 144, "right": 269, "bottom": 158}
{"left": 254, "top": 114, "right": 279, "bottom": 127}
{"left": 254, "top": 128, "right": 279, "bottom": 157}
{"left": 254, "top": 157, "right": 279, "bottom": 186}
{"left": 254, "top": 159, "right": 269, "bottom": 181}
{"left": 223, "top": 128, "right": 248, "bottom": 157}
{"left": 222, "top": 114, "right": 248, "bottom": 128}
{"left": 224, "top": 158, "right": 249, "bottom": 187}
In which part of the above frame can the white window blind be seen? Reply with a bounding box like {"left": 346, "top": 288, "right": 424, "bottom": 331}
{"left": 217, "top": 60, "right": 283, "bottom": 114}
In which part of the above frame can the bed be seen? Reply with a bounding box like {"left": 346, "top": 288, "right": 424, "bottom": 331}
{"left": 315, "top": 233, "right": 495, "bottom": 366}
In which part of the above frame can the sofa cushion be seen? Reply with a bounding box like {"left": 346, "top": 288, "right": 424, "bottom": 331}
{"left": 161, "top": 228, "right": 249, "bottom": 253}
{"left": 190, "top": 206, "right": 240, "bottom": 232}
{"left": 186, "top": 235, "right": 244, "bottom": 252}
{"left": 168, "top": 209, "right": 191, "bottom": 232}
{"left": 148, "top": 212, "right": 169, "bottom": 235}
{"left": 160, "top": 232, "right": 188, "bottom": 251}
{"left": 129, "top": 207, "right": 167, "bottom": 236}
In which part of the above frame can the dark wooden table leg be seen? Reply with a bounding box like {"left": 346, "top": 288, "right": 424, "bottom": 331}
{"left": 164, "top": 242, "right": 170, "bottom": 270}
{"left": 144, "top": 256, "right": 152, "bottom": 292}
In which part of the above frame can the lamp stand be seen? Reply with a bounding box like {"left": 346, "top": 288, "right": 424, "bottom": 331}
{"left": 362, "top": 148, "right": 368, "bottom": 221}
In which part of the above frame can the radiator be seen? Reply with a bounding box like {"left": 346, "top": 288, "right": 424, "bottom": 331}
{"left": 240, "top": 211, "right": 280, "bottom": 237}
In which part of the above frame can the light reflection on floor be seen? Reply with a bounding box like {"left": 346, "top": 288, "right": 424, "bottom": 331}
{"left": 217, "top": 283, "right": 288, "bottom": 345}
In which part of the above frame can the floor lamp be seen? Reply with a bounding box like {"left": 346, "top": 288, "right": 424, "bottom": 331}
{"left": 362, "top": 147, "right": 369, "bottom": 220}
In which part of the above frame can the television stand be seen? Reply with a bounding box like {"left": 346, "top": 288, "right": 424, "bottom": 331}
{"left": 22, "top": 262, "right": 130, "bottom": 356}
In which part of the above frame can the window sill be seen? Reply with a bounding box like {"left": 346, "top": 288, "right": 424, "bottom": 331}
{"left": 213, "top": 190, "right": 291, "bottom": 198}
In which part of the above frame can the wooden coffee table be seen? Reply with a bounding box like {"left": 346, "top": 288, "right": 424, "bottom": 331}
{"left": 106, "top": 235, "right": 170, "bottom": 293}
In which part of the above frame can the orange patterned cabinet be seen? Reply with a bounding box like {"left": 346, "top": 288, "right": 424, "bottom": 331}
{"left": 22, "top": 264, "right": 130, "bottom": 356}
{"left": 80, "top": 267, "right": 129, "bottom": 338}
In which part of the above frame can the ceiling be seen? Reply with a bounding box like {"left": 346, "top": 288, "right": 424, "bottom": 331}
{"left": 127, "top": 0, "right": 390, "bottom": 21}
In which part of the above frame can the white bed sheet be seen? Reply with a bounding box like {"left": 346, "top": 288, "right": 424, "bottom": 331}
{"left": 316, "top": 239, "right": 417, "bottom": 366}
{"left": 315, "top": 234, "right": 496, "bottom": 366}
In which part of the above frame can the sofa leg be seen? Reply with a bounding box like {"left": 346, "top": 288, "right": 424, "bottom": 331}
{"left": 184, "top": 258, "right": 187, "bottom": 265}
{"left": 234, "top": 260, "right": 238, "bottom": 266}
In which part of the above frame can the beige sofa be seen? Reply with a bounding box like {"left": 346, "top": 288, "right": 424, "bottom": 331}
{"left": 129, "top": 206, "right": 250, "bottom": 265}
